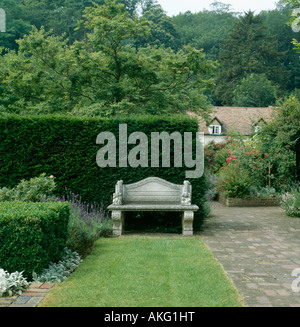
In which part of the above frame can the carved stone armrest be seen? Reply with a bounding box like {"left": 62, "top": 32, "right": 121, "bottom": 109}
{"left": 112, "top": 180, "right": 123, "bottom": 205}
{"left": 181, "top": 180, "right": 191, "bottom": 205}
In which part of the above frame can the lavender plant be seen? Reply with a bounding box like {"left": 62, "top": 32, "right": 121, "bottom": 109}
{"left": 55, "top": 188, "right": 112, "bottom": 257}
{"left": 205, "top": 174, "right": 218, "bottom": 201}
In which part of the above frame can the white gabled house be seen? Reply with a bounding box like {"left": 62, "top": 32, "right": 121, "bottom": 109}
{"left": 195, "top": 106, "right": 274, "bottom": 145}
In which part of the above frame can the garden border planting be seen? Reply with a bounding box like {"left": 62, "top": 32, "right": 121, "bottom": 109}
{"left": 219, "top": 194, "right": 279, "bottom": 207}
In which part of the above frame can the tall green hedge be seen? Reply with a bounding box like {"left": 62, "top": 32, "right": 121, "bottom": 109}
{"left": 0, "top": 114, "right": 206, "bottom": 230}
{"left": 0, "top": 201, "right": 69, "bottom": 279}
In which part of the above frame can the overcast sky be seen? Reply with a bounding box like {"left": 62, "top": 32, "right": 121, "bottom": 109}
{"left": 155, "top": 0, "right": 279, "bottom": 16}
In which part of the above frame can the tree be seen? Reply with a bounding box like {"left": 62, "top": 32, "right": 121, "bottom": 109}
{"left": 284, "top": 0, "right": 300, "bottom": 52}
{"left": 172, "top": 4, "right": 237, "bottom": 60}
{"left": 0, "top": 0, "right": 32, "bottom": 50}
{"left": 261, "top": 4, "right": 300, "bottom": 91}
{"left": 136, "top": 5, "right": 181, "bottom": 50}
{"left": 215, "top": 11, "right": 289, "bottom": 105}
{"left": 0, "top": 0, "right": 107, "bottom": 50}
{"left": 0, "top": 0, "right": 216, "bottom": 117}
{"left": 233, "top": 73, "right": 277, "bottom": 107}
{"left": 256, "top": 95, "right": 300, "bottom": 188}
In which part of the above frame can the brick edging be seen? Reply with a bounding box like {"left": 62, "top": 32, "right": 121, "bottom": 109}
{"left": 219, "top": 195, "right": 279, "bottom": 207}
{"left": 0, "top": 282, "right": 54, "bottom": 307}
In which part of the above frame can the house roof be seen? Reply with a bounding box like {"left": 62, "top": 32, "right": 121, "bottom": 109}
{"left": 197, "top": 106, "right": 275, "bottom": 135}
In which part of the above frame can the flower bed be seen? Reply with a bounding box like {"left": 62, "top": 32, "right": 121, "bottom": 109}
{"left": 219, "top": 193, "right": 279, "bottom": 207}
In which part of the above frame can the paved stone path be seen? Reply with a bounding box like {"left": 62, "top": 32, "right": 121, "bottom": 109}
{"left": 200, "top": 202, "right": 300, "bottom": 307}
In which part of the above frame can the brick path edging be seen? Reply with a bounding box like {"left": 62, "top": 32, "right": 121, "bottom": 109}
{"left": 0, "top": 282, "right": 54, "bottom": 307}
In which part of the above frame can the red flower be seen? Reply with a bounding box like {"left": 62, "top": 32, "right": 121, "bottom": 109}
{"left": 254, "top": 168, "right": 257, "bottom": 171}
{"left": 226, "top": 158, "right": 231, "bottom": 163}
{"left": 265, "top": 154, "right": 269, "bottom": 158}
{"left": 230, "top": 156, "right": 237, "bottom": 160}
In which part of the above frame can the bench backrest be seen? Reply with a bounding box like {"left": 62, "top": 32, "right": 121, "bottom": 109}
{"left": 112, "top": 177, "right": 192, "bottom": 206}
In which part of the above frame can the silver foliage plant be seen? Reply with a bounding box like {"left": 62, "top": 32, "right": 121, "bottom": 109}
{"left": 32, "top": 248, "right": 83, "bottom": 283}
{"left": 1, "top": 248, "right": 83, "bottom": 297}
{"left": 0, "top": 269, "right": 29, "bottom": 297}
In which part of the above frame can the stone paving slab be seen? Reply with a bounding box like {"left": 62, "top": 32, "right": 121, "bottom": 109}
{"left": 200, "top": 202, "right": 300, "bottom": 307}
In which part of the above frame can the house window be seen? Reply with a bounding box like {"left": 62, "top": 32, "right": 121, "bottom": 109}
{"left": 209, "top": 125, "right": 222, "bottom": 135}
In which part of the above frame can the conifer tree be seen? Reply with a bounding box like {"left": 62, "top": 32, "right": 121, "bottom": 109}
{"left": 215, "top": 11, "right": 289, "bottom": 105}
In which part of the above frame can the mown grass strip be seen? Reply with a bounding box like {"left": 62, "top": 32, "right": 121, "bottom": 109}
{"left": 39, "top": 236, "right": 244, "bottom": 307}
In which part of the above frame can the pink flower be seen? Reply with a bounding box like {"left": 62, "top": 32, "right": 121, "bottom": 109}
{"left": 230, "top": 156, "right": 237, "bottom": 160}
{"left": 50, "top": 175, "right": 54, "bottom": 178}
{"left": 226, "top": 158, "right": 231, "bottom": 163}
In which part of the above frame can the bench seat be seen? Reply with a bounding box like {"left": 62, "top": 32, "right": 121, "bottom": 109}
{"left": 107, "top": 204, "right": 199, "bottom": 211}
{"left": 107, "top": 177, "right": 199, "bottom": 236}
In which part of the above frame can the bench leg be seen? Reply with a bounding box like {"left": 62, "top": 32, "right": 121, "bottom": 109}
{"left": 112, "top": 210, "right": 125, "bottom": 237}
{"left": 182, "top": 211, "right": 194, "bottom": 236}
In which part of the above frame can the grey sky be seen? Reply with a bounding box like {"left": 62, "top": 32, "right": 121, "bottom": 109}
{"left": 155, "top": 0, "right": 279, "bottom": 16}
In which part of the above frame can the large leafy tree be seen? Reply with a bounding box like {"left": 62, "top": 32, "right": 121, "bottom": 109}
{"left": 284, "top": 0, "right": 300, "bottom": 51}
{"left": 136, "top": 5, "right": 181, "bottom": 51}
{"left": 215, "top": 11, "right": 289, "bottom": 105}
{"left": 0, "top": 0, "right": 32, "bottom": 50}
{"left": 0, "top": 0, "right": 105, "bottom": 49}
{"left": 172, "top": 3, "right": 237, "bottom": 60}
{"left": 0, "top": 0, "right": 148, "bottom": 49}
{"left": 232, "top": 73, "right": 277, "bottom": 107}
{"left": 0, "top": 0, "right": 216, "bottom": 117}
{"left": 261, "top": 3, "right": 300, "bottom": 92}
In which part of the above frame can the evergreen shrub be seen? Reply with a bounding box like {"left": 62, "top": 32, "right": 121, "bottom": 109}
{"left": 0, "top": 201, "right": 69, "bottom": 279}
{"left": 0, "top": 114, "right": 207, "bottom": 231}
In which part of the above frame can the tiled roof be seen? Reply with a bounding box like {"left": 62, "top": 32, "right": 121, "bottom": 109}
{"left": 197, "top": 106, "right": 275, "bottom": 135}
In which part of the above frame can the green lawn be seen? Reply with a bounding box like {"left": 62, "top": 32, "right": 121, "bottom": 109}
{"left": 39, "top": 236, "right": 244, "bottom": 307}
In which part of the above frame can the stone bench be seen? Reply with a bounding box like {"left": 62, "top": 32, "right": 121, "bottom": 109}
{"left": 107, "top": 177, "right": 199, "bottom": 236}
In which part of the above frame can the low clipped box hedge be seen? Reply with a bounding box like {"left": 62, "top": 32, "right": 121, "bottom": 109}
{"left": 0, "top": 201, "right": 69, "bottom": 279}
{"left": 0, "top": 114, "right": 207, "bottom": 231}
